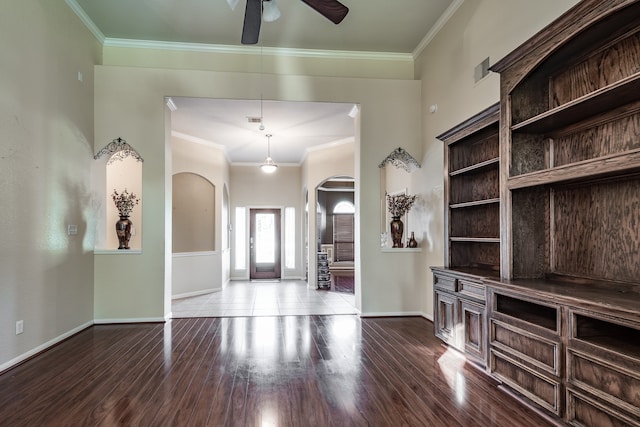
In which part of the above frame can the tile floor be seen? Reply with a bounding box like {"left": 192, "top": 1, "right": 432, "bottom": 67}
{"left": 171, "top": 280, "right": 358, "bottom": 318}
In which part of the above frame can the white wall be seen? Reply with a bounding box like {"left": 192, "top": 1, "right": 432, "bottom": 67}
{"left": 0, "top": 1, "right": 101, "bottom": 369}
{"left": 93, "top": 66, "right": 421, "bottom": 319}
{"left": 172, "top": 253, "right": 220, "bottom": 298}
{"left": 414, "top": 0, "right": 582, "bottom": 319}
{"left": 171, "top": 135, "right": 229, "bottom": 297}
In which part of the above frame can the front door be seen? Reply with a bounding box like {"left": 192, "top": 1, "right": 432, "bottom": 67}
{"left": 249, "top": 208, "right": 281, "bottom": 280}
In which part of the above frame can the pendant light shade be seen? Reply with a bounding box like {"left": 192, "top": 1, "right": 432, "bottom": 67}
{"left": 260, "top": 134, "right": 278, "bottom": 173}
{"left": 261, "top": 157, "right": 278, "bottom": 174}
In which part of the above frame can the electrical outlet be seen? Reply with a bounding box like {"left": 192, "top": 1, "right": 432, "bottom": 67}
{"left": 16, "top": 320, "right": 24, "bottom": 335}
{"left": 67, "top": 225, "right": 78, "bottom": 235}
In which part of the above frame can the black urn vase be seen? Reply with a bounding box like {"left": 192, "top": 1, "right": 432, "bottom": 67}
{"left": 390, "top": 216, "right": 404, "bottom": 248}
{"left": 116, "top": 216, "right": 132, "bottom": 250}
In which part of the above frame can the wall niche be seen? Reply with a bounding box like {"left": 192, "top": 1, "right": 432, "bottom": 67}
{"left": 94, "top": 137, "right": 143, "bottom": 251}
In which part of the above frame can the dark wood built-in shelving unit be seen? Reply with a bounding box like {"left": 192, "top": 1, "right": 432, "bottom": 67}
{"left": 432, "top": 1, "right": 640, "bottom": 425}
{"left": 432, "top": 102, "right": 500, "bottom": 369}
{"left": 440, "top": 103, "right": 501, "bottom": 276}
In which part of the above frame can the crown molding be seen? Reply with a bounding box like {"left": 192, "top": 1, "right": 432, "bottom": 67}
{"left": 413, "top": 0, "right": 465, "bottom": 59}
{"left": 171, "top": 131, "right": 226, "bottom": 150}
{"left": 103, "top": 38, "right": 414, "bottom": 62}
{"left": 67, "top": 0, "right": 458, "bottom": 62}
{"left": 171, "top": 131, "right": 233, "bottom": 164}
{"left": 65, "top": 0, "right": 105, "bottom": 43}
{"left": 300, "top": 137, "right": 355, "bottom": 165}
{"left": 232, "top": 162, "right": 299, "bottom": 168}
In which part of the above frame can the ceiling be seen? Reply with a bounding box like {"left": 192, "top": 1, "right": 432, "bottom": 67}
{"left": 70, "top": 0, "right": 458, "bottom": 165}
{"left": 170, "top": 97, "right": 356, "bottom": 165}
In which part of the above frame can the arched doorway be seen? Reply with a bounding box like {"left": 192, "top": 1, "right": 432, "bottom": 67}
{"left": 316, "top": 176, "right": 355, "bottom": 294}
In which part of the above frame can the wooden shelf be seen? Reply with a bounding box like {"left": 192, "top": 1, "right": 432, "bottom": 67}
{"left": 450, "top": 198, "right": 500, "bottom": 209}
{"left": 511, "top": 72, "right": 640, "bottom": 134}
{"left": 450, "top": 157, "right": 499, "bottom": 176}
{"left": 431, "top": 266, "right": 500, "bottom": 281}
{"left": 450, "top": 237, "right": 500, "bottom": 243}
{"left": 507, "top": 149, "right": 640, "bottom": 190}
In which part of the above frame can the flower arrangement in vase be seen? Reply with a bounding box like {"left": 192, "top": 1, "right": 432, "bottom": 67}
{"left": 386, "top": 193, "right": 416, "bottom": 248}
{"left": 112, "top": 189, "right": 139, "bottom": 249}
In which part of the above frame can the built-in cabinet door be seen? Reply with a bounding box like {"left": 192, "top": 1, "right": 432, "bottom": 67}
{"left": 435, "top": 290, "right": 458, "bottom": 346}
{"left": 459, "top": 299, "right": 486, "bottom": 363}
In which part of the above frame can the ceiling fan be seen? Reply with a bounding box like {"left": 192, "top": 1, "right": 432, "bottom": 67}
{"left": 228, "top": 0, "right": 349, "bottom": 45}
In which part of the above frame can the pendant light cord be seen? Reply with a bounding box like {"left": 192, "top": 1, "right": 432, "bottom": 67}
{"left": 259, "top": 3, "right": 264, "bottom": 129}
{"left": 260, "top": 45, "right": 264, "bottom": 125}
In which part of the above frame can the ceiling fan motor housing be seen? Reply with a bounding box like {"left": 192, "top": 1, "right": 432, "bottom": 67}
{"left": 241, "top": 0, "right": 349, "bottom": 45}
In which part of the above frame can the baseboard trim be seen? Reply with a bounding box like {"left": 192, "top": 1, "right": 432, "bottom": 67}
{"left": 172, "top": 288, "right": 221, "bottom": 300}
{"left": 0, "top": 320, "right": 94, "bottom": 375}
{"left": 93, "top": 317, "right": 166, "bottom": 324}
{"left": 360, "top": 311, "right": 426, "bottom": 318}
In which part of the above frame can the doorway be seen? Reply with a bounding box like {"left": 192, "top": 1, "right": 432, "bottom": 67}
{"left": 316, "top": 177, "right": 355, "bottom": 294}
{"left": 250, "top": 208, "right": 281, "bottom": 280}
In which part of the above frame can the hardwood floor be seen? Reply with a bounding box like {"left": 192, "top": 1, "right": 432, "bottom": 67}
{"left": 0, "top": 316, "right": 558, "bottom": 426}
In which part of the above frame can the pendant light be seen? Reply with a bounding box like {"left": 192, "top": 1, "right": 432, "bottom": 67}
{"left": 261, "top": 134, "right": 278, "bottom": 173}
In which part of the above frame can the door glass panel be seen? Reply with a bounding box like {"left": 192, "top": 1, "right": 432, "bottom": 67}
{"left": 285, "top": 207, "right": 295, "bottom": 269}
{"left": 235, "top": 207, "right": 246, "bottom": 270}
{"left": 255, "top": 213, "right": 275, "bottom": 263}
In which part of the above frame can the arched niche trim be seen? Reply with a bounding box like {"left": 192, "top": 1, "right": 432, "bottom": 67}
{"left": 378, "top": 147, "right": 421, "bottom": 173}
{"left": 94, "top": 137, "right": 144, "bottom": 164}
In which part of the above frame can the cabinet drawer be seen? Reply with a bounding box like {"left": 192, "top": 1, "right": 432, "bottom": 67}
{"left": 490, "top": 349, "right": 561, "bottom": 416}
{"left": 567, "top": 388, "right": 640, "bottom": 427}
{"left": 568, "top": 350, "right": 640, "bottom": 418}
{"left": 434, "top": 273, "right": 457, "bottom": 292}
{"left": 459, "top": 279, "right": 485, "bottom": 301}
{"left": 490, "top": 319, "right": 560, "bottom": 375}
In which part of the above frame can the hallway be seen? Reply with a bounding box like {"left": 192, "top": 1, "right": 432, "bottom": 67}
{"left": 172, "top": 280, "right": 357, "bottom": 318}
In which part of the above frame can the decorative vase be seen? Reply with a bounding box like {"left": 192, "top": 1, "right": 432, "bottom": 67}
{"left": 116, "top": 215, "right": 132, "bottom": 250}
{"left": 390, "top": 216, "right": 404, "bottom": 248}
{"left": 408, "top": 231, "right": 418, "bottom": 248}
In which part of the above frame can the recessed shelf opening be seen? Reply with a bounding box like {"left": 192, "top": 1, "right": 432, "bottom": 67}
{"left": 495, "top": 294, "right": 557, "bottom": 331}
{"left": 574, "top": 314, "right": 640, "bottom": 359}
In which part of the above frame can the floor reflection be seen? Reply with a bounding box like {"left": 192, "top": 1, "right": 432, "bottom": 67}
{"left": 437, "top": 346, "right": 468, "bottom": 405}
{"left": 1, "top": 317, "right": 558, "bottom": 426}
{"left": 172, "top": 280, "right": 357, "bottom": 317}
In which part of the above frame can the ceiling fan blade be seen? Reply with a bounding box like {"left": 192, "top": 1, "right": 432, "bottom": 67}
{"left": 241, "top": 0, "right": 262, "bottom": 44}
{"left": 300, "top": 0, "right": 349, "bottom": 24}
